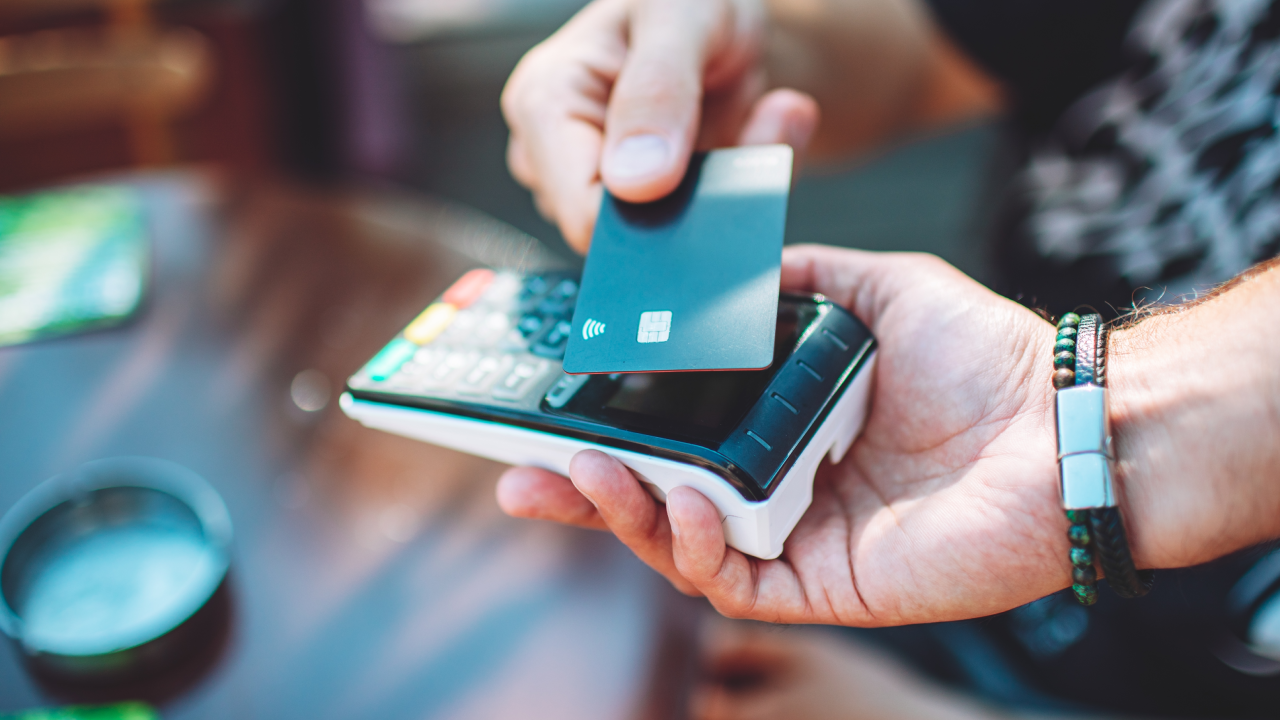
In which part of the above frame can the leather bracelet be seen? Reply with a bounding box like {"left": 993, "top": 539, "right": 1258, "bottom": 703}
{"left": 1052, "top": 313, "right": 1153, "bottom": 605}
{"left": 1078, "top": 316, "right": 1153, "bottom": 599}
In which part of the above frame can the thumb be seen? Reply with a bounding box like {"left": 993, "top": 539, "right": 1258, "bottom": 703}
{"left": 601, "top": 1, "right": 739, "bottom": 202}
{"left": 781, "top": 245, "right": 957, "bottom": 333}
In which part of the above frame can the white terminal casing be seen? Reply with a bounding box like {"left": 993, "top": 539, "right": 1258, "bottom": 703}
{"left": 341, "top": 351, "right": 876, "bottom": 560}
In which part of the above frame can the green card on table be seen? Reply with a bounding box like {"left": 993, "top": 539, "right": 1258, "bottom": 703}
{"left": 0, "top": 185, "right": 149, "bottom": 347}
{"left": 1, "top": 702, "right": 157, "bottom": 720}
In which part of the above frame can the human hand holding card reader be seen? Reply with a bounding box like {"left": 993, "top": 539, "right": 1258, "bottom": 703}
{"left": 340, "top": 147, "right": 878, "bottom": 559}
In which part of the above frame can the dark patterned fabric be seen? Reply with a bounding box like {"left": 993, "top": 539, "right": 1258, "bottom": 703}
{"left": 992, "top": 0, "right": 1280, "bottom": 315}
{"left": 924, "top": 0, "right": 1145, "bottom": 132}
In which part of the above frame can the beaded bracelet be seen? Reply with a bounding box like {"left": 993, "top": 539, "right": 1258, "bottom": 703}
{"left": 1052, "top": 312, "right": 1152, "bottom": 605}
{"left": 1053, "top": 313, "right": 1100, "bottom": 604}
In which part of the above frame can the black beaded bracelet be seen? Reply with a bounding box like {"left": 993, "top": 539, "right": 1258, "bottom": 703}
{"left": 1052, "top": 313, "right": 1152, "bottom": 605}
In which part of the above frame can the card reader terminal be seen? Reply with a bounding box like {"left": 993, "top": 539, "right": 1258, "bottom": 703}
{"left": 342, "top": 268, "right": 877, "bottom": 559}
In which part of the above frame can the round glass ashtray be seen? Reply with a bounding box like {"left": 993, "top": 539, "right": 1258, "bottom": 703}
{"left": 0, "top": 457, "right": 232, "bottom": 676}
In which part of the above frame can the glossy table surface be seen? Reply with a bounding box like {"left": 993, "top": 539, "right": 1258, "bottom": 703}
{"left": 0, "top": 172, "right": 695, "bottom": 719}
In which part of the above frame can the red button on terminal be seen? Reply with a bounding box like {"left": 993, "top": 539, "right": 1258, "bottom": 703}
{"left": 442, "top": 269, "right": 495, "bottom": 308}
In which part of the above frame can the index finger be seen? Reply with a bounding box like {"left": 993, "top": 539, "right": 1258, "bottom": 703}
{"left": 568, "top": 450, "right": 704, "bottom": 596}
{"left": 499, "top": 1, "right": 624, "bottom": 251}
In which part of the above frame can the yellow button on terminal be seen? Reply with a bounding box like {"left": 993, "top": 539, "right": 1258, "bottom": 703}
{"left": 404, "top": 303, "right": 457, "bottom": 345}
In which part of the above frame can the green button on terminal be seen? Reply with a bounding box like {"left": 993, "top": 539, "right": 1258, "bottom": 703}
{"left": 365, "top": 338, "right": 418, "bottom": 381}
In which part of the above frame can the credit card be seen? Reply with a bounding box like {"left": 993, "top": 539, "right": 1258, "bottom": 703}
{"left": 563, "top": 144, "right": 792, "bottom": 374}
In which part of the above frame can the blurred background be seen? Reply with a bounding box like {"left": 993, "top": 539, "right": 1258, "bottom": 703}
{"left": 11, "top": 2, "right": 1280, "bottom": 718}
{"left": 0, "top": 0, "right": 1001, "bottom": 275}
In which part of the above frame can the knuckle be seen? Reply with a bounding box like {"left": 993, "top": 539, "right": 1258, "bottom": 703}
{"left": 619, "top": 503, "right": 663, "bottom": 541}
{"left": 672, "top": 579, "right": 705, "bottom": 597}
{"left": 704, "top": 574, "right": 760, "bottom": 620}
{"left": 499, "top": 89, "right": 519, "bottom": 123}
{"left": 500, "top": 49, "right": 549, "bottom": 119}
{"left": 499, "top": 67, "right": 528, "bottom": 119}
{"left": 709, "top": 596, "right": 749, "bottom": 620}
{"left": 904, "top": 251, "right": 950, "bottom": 275}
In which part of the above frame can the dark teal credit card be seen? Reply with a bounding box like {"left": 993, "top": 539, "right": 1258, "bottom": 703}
{"left": 563, "top": 145, "right": 792, "bottom": 374}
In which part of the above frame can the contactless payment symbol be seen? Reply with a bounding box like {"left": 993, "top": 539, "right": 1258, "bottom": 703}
{"left": 582, "top": 318, "right": 606, "bottom": 340}
{"left": 637, "top": 311, "right": 672, "bottom": 343}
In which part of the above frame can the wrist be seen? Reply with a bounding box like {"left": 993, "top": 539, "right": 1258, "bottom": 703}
{"left": 1108, "top": 290, "right": 1280, "bottom": 569}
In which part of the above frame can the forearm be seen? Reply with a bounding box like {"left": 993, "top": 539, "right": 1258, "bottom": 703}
{"left": 763, "top": 0, "right": 1001, "bottom": 161}
{"left": 1109, "top": 258, "right": 1280, "bottom": 569}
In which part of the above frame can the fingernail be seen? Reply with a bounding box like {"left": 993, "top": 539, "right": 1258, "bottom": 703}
{"left": 667, "top": 504, "right": 682, "bottom": 539}
{"left": 605, "top": 134, "right": 670, "bottom": 180}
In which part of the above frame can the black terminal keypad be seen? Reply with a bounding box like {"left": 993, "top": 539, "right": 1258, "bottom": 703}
{"left": 351, "top": 270, "right": 580, "bottom": 407}
{"left": 531, "top": 319, "right": 574, "bottom": 358}
{"left": 516, "top": 314, "right": 544, "bottom": 337}
{"left": 492, "top": 359, "right": 549, "bottom": 400}
{"left": 456, "top": 354, "right": 513, "bottom": 395}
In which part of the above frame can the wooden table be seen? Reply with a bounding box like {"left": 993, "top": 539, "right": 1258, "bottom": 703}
{"left": 0, "top": 172, "right": 696, "bottom": 719}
